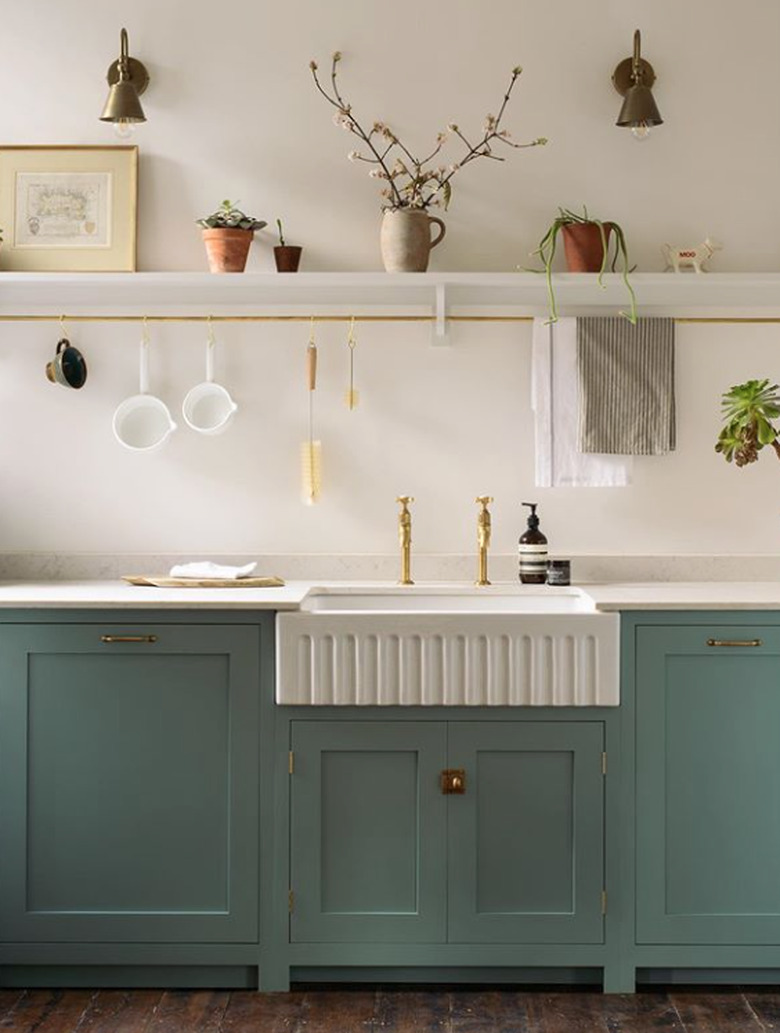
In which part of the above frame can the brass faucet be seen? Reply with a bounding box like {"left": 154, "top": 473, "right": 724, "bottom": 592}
{"left": 396, "top": 496, "right": 415, "bottom": 585}
{"left": 475, "top": 496, "right": 494, "bottom": 586}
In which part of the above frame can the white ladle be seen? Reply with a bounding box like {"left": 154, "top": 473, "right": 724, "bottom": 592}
{"left": 182, "top": 323, "right": 238, "bottom": 435}
{"left": 112, "top": 327, "right": 177, "bottom": 452}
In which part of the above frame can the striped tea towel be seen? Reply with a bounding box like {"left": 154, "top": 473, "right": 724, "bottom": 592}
{"left": 577, "top": 316, "right": 676, "bottom": 455}
{"left": 532, "top": 318, "right": 633, "bottom": 487}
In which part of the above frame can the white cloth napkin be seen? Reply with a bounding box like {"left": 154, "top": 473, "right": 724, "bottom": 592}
{"left": 168, "top": 561, "right": 257, "bottom": 580}
{"left": 532, "top": 318, "right": 633, "bottom": 487}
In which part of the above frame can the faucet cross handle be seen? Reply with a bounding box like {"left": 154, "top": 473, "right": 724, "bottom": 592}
{"left": 475, "top": 495, "right": 494, "bottom": 507}
{"left": 397, "top": 495, "right": 415, "bottom": 506}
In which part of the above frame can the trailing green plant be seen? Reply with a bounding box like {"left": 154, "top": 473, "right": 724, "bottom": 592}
{"left": 715, "top": 379, "right": 780, "bottom": 466}
{"left": 197, "top": 200, "right": 267, "bottom": 232}
{"left": 531, "top": 206, "right": 637, "bottom": 324}
{"left": 276, "top": 218, "right": 286, "bottom": 246}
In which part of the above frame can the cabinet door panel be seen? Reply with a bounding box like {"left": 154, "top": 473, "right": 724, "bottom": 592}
{"left": 637, "top": 625, "right": 780, "bottom": 945}
{"left": 291, "top": 721, "right": 447, "bottom": 943}
{"left": 0, "top": 623, "right": 260, "bottom": 943}
{"left": 448, "top": 721, "right": 604, "bottom": 944}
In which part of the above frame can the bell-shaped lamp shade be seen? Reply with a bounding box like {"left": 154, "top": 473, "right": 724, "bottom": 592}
{"left": 616, "top": 83, "right": 663, "bottom": 128}
{"left": 100, "top": 78, "right": 146, "bottom": 124}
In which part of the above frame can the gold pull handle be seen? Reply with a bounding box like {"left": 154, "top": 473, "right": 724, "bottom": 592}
{"left": 101, "top": 635, "right": 158, "bottom": 644}
{"left": 706, "top": 638, "right": 762, "bottom": 648}
{"left": 441, "top": 769, "right": 466, "bottom": 794}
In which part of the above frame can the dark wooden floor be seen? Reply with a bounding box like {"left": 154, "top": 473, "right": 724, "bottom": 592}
{"left": 1, "top": 987, "right": 780, "bottom": 1032}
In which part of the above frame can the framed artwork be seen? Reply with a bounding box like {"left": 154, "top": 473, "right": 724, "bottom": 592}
{"left": 0, "top": 146, "right": 138, "bottom": 271}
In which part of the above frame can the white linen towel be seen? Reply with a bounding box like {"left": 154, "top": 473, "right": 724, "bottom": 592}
{"left": 532, "top": 318, "right": 633, "bottom": 487}
{"left": 168, "top": 561, "right": 258, "bottom": 580}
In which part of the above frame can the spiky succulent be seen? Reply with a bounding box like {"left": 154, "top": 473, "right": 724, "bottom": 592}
{"left": 716, "top": 379, "right": 780, "bottom": 466}
{"left": 197, "top": 200, "right": 266, "bottom": 232}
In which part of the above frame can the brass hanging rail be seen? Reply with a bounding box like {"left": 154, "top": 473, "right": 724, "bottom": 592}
{"left": 0, "top": 313, "right": 779, "bottom": 324}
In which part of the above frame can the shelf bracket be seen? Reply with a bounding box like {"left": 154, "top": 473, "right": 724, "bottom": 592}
{"left": 432, "top": 283, "right": 450, "bottom": 345}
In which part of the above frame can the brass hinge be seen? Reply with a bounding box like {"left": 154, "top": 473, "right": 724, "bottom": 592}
{"left": 288, "top": 751, "right": 294, "bottom": 775}
{"left": 288, "top": 890, "right": 294, "bottom": 913}
{"left": 601, "top": 752, "right": 607, "bottom": 776}
{"left": 601, "top": 890, "right": 607, "bottom": 915}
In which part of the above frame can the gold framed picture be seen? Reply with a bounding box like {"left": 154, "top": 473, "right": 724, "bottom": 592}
{"left": 0, "top": 146, "right": 138, "bottom": 271}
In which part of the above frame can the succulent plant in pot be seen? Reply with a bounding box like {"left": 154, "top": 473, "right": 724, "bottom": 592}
{"left": 715, "top": 379, "right": 780, "bottom": 467}
{"left": 197, "top": 200, "right": 267, "bottom": 274}
{"left": 274, "top": 219, "right": 302, "bottom": 273}
{"left": 532, "top": 206, "right": 637, "bottom": 324}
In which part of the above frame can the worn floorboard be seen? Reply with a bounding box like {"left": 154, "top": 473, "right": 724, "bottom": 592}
{"left": 218, "top": 989, "right": 306, "bottom": 1033}
{"left": 0, "top": 990, "right": 27, "bottom": 1024}
{"left": 0, "top": 989, "right": 90, "bottom": 1033}
{"left": 373, "top": 988, "right": 450, "bottom": 1032}
{"left": 0, "top": 987, "right": 775, "bottom": 1033}
{"left": 72, "top": 989, "right": 163, "bottom": 1033}
{"left": 599, "top": 992, "right": 686, "bottom": 1033}
{"left": 744, "top": 991, "right": 780, "bottom": 1030}
{"left": 522, "top": 991, "right": 610, "bottom": 1033}
{"left": 295, "top": 989, "right": 378, "bottom": 1033}
{"left": 670, "top": 990, "right": 764, "bottom": 1033}
{"left": 145, "top": 990, "right": 230, "bottom": 1033}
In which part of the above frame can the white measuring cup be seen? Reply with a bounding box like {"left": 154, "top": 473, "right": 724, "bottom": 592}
{"left": 113, "top": 331, "right": 177, "bottom": 452}
{"left": 182, "top": 325, "right": 238, "bottom": 434}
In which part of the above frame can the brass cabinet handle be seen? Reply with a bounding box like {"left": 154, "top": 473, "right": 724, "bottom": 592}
{"left": 706, "top": 638, "right": 762, "bottom": 648}
{"left": 100, "top": 635, "right": 158, "bottom": 644}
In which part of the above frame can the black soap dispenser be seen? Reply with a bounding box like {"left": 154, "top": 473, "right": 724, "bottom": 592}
{"left": 519, "top": 502, "right": 548, "bottom": 584}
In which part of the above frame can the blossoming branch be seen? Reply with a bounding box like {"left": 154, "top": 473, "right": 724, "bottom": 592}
{"left": 310, "top": 52, "right": 547, "bottom": 212}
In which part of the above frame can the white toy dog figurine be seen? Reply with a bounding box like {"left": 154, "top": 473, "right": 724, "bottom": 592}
{"left": 662, "top": 237, "right": 723, "bottom": 273}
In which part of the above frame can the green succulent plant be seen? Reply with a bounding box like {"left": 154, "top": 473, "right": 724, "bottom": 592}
{"left": 715, "top": 379, "right": 780, "bottom": 466}
{"left": 197, "top": 200, "right": 267, "bottom": 232}
{"left": 530, "top": 206, "right": 637, "bottom": 325}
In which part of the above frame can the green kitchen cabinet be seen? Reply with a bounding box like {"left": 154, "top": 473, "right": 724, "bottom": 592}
{"left": 289, "top": 718, "right": 605, "bottom": 948}
{"left": 447, "top": 721, "right": 604, "bottom": 945}
{"left": 635, "top": 622, "right": 780, "bottom": 947}
{"left": 0, "top": 620, "right": 262, "bottom": 946}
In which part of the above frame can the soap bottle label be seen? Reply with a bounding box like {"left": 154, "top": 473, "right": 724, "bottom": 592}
{"left": 519, "top": 543, "right": 548, "bottom": 577}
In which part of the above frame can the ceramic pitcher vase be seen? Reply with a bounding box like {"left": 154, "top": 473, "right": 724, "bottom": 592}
{"left": 380, "top": 209, "right": 446, "bottom": 272}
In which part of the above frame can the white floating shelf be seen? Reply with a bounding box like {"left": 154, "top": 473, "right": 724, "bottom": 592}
{"left": 2, "top": 273, "right": 780, "bottom": 343}
{"left": 0, "top": 270, "right": 780, "bottom": 310}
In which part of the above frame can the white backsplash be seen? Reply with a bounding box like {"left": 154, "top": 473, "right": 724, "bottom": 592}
{"left": 2, "top": 552, "right": 780, "bottom": 584}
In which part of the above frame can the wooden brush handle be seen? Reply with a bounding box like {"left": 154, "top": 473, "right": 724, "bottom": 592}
{"left": 307, "top": 343, "right": 318, "bottom": 391}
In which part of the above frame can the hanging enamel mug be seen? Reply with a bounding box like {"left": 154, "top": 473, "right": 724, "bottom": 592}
{"left": 182, "top": 321, "right": 238, "bottom": 434}
{"left": 112, "top": 325, "right": 177, "bottom": 452}
{"left": 46, "top": 337, "right": 88, "bottom": 389}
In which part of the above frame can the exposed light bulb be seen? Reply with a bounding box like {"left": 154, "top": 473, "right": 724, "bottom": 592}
{"left": 113, "top": 119, "right": 136, "bottom": 140}
{"left": 630, "top": 122, "right": 652, "bottom": 141}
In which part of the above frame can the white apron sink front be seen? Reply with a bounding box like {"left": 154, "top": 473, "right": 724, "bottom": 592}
{"left": 276, "top": 586, "right": 619, "bottom": 706}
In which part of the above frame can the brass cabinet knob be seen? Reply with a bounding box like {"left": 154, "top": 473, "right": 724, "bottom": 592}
{"left": 441, "top": 769, "right": 466, "bottom": 794}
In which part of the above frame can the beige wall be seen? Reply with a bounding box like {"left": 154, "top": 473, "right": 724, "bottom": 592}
{"left": 0, "top": 0, "right": 776, "bottom": 557}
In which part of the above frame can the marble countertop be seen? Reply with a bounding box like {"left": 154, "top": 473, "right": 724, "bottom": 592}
{"left": 2, "top": 578, "right": 780, "bottom": 611}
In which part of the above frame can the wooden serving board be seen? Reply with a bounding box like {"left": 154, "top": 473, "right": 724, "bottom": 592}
{"left": 122, "top": 575, "right": 286, "bottom": 588}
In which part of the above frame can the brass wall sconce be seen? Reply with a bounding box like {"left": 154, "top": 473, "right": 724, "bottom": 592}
{"left": 100, "top": 28, "right": 149, "bottom": 138}
{"left": 612, "top": 29, "right": 663, "bottom": 140}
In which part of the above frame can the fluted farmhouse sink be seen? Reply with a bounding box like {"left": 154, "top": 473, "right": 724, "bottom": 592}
{"left": 300, "top": 586, "right": 596, "bottom": 615}
{"left": 276, "top": 586, "right": 619, "bottom": 707}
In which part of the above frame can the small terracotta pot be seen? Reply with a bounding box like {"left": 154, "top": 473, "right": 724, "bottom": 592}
{"left": 562, "top": 222, "right": 613, "bottom": 272}
{"left": 274, "top": 245, "right": 302, "bottom": 273}
{"left": 202, "top": 228, "right": 254, "bottom": 274}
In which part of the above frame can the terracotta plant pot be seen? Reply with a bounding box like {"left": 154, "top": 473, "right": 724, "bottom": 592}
{"left": 562, "top": 222, "right": 614, "bottom": 272}
{"left": 274, "top": 245, "right": 303, "bottom": 273}
{"left": 380, "top": 209, "right": 446, "bottom": 272}
{"left": 202, "top": 228, "right": 254, "bottom": 273}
